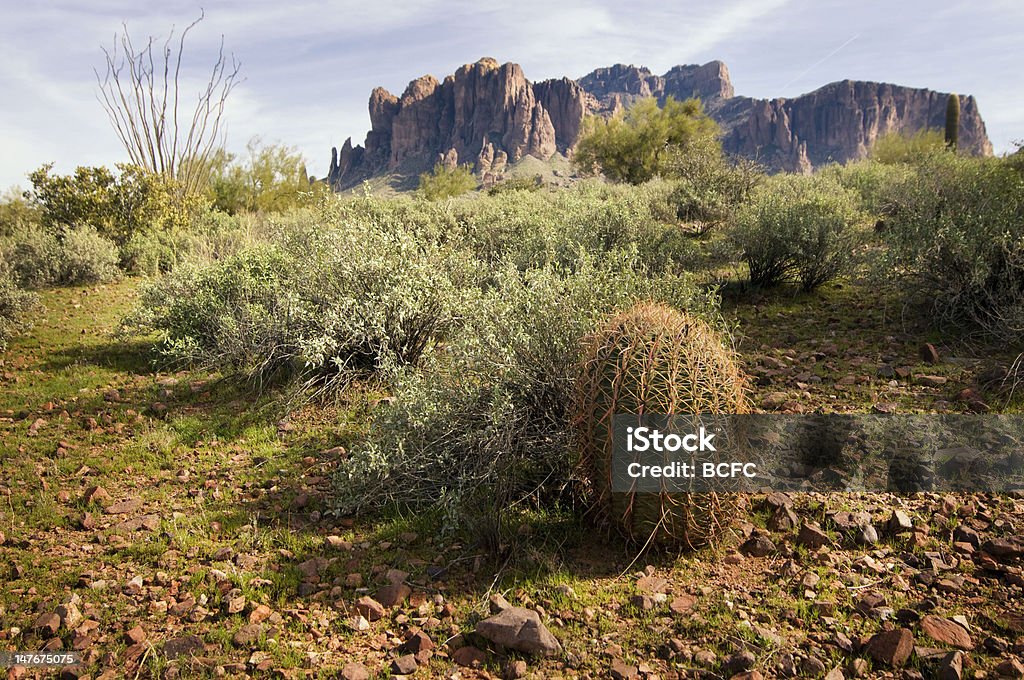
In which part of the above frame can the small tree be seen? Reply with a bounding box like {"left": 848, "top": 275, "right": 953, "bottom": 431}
{"left": 95, "top": 11, "right": 242, "bottom": 199}
{"left": 417, "top": 163, "right": 477, "bottom": 200}
{"left": 207, "top": 137, "right": 313, "bottom": 213}
{"left": 573, "top": 97, "right": 720, "bottom": 184}
{"left": 945, "top": 94, "right": 960, "bottom": 151}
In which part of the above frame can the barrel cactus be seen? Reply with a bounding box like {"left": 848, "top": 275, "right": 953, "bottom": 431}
{"left": 572, "top": 302, "right": 749, "bottom": 548}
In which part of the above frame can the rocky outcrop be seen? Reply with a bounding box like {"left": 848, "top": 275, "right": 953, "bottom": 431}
{"left": 327, "top": 57, "right": 992, "bottom": 187}
{"left": 713, "top": 81, "right": 992, "bottom": 172}
{"left": 329, "top": 58, "right": 570, "bottom": 188}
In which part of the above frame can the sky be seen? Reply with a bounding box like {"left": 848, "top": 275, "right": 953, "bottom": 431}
{"left": 1, "top": 0, "right": 1022, "bottom": 188}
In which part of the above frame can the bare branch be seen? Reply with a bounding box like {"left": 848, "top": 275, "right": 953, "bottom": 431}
{"left": 94, "top": 11, "right": 242, "bottom": 197}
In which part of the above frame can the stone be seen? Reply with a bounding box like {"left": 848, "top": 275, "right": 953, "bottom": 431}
{"left": 324, "top": 536, "right": 351, "bottom": 550}
{"left": 56, "top": 603, "right": 82, "bottom": 629}
{"left": 670, "top": 594, "right": 697, "bottom": 614}
{"left": 83, "top": 486, "right": 110, "bottom": 505}
{"left": 33, "top": 612, "right": 61, "bottom": 636}
{"left": 232, "top": 623, "right": 263, "bottom": 647}
{"left": 452, "top": 645, "right": 487, "bottom": 667}
{"left": 887, "top": 510, "right": 914, "bottom": 533}
{"left": 489, "top": 593, "right": 513, "bottom": 614}
{"left": 354, "top": 596, "right": 386, "bottom": 621}
{"left": 920, "top": 616, "right": 974, "bottom": 650}
{"left": 920, "top": 343, "right": 941, "bottom": 364}
{"left": 742, "top": 534, "right": 777, "bottom": 557}
{"left": 124, "top": 625, "right": 147, "bottom": 644}
{"left": 994, "top": 658, "right": 1024, "bottom": 678}
{"left": 797, "top": 522, "right": 832, "bottom": 549}
{"left": 938, "top": 651, "right": 964, "bottom": 680}
{"left": 104, "top": 498, "right": 142, "bottom": 515}
{"left": 475, "top": 607, "right": 561, "bottom": 656}
{"left": 916, "top": 375, "right": 948, "bottom": 387}
{"left": 610, "top": 659, "right": 638, "bottom": 679}
{"left": 391, "top": 654, "right": 417, "bottom": 675}
{"left": 400, "top": 630, "right": 435, "bottom": 654}
{"left": 376, "top": 583, "right": 412, "bottom": 608}
{"left": 866, "top": 628, "right": 915, "bottom": 667}
{"left": 163, "top": 635, "right": 204, "bottom": 660}
{"left": 824, "top": 669, "right": 845, "bottom": 680}
{"left": 248, "top": 604, "right": 272, "bottom": 624}
{"left": 223, "top": 589, "right": 246, "bottom": 615}
{"left": 339, "top": 663, "right": 370, "bottom": 680}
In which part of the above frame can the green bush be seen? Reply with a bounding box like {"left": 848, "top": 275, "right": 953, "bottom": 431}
{"left": 869, "top": 128, "right": 946, "bottom": 165}
{"left": 0, "top": 189, "right": 41, "bottom": 239}
{"left": 26, "top": 163, "right": 202, "bottom": 246}
{"left": 730, "top": 174, "right": 866, "bottom": 291}
{"left": 123, "top": 203, "right": 476, "bottom": 388}
{"left": 332, "top": 256, "right": 720, "bottom": 546}
{"left": 880, "top": 153, "right": 1024, "bottom": 341}
{"left": 61, "top": 226, "right": 122, "bottom": 284}
{"left": 574, "top": 97, "right": 719, "bottom": 184}
{"left": 0, "top": 262, "right": 39, "bottom": 352}
{"left": 417, "top": 163, "right": 477, "bottom": 200}
{"left": 819, "top": 159, "right": 915, "bottom": 218}
{"left": 4, "top": 226, "right": 64, "bottom": 287}
{"left": 487, "top": 175, "right": 543, "bottom": 195}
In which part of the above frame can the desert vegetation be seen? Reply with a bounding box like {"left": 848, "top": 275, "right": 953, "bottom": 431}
{"left": 3, "top": 81, "right": 1024, "bottom": 679}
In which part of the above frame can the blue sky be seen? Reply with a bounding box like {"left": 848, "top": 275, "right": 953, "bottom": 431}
{"left": 1, "top": 0, "right": 1021, "bottom": 188}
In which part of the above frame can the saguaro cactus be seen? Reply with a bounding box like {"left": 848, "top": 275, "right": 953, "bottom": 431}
{"left": 945, "top": 93, "right": 960, "bottom": 151}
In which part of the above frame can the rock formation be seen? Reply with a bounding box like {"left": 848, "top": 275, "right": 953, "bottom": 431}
{"left": 327, "top": 58, "right": 992, "bottom": 187}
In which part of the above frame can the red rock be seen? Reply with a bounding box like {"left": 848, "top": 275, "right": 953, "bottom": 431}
{"left": 354, "top": 596, "right": 385, "bottom": 621}
{"left": 866, "top": 628, "right": 915, "bottom": 667}
{"left": 248, "top": 604, "right": 272, "bottom": 624}
{"left": 669, "top": 594, "right": 697, "bottom": 614}
{"left": 124, "top": 625, "right": 146, "bottom": 644}
{"left": 920, "top": 343, "right": 940, "bottom": 364}
{"left": 376, "top": 583, "right": 411, "bottom": 608}
{"left": 921, "top": 616, "right": 974, "bottom": 650}
{"left": 451, "top": 645, "right": 487, "bottom": 667}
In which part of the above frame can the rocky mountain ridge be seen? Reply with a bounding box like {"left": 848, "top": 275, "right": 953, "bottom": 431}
{"left": 327, "top": 58, "right": 991, "bottom": 188}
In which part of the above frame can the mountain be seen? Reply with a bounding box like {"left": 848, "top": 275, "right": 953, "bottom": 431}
{"left": 326, "top": 57, "right": 992, "bottom": 188}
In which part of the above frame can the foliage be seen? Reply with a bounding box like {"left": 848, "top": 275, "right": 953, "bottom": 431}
{"left": 487, "top": 174, "right": 543, "bottom": 195}
{"left": 417, "top": 163, "right": 477, "bottom": 200}
{"left": 879, "top": 152, "right": 1024, "bottom": 341}
{"left": 26, "top": 163, "right": 202, "bottom": 246}
{"left": 0, "top": 189, "right": 41, "bottom": 239}
{"left": 60, "top": 226, "right": 122, "bottom": 284}
{"left": 945, "top": 94, "right": 960, "bottom": 150}
{"left": 0, "top": 261, "right": 39, "bottom": 352}
{"left": 870, "top": 128, "right": 947, "bottom": 165}
{"left": 665, "top": 136, "right": 763, "bottom": 232}
{"left": 730, "top": 174, "right": 866, "bottom": 291}
{"left": 573, "top": 97, "right": 720, "bottom": 184}
{"left": 819, "top": 159, "right": 916, "bottom": 218}
{"left": 123, "top": 203, "right": 477, "bottom": 389}
{"left": 207, "top": 138, "right": 323, "bottom": 214}
{"left": 333, "top": 259, "right": 720, "bottom": 547}
{"left": 573, "top": 302, "right": 747, "bottom": 547}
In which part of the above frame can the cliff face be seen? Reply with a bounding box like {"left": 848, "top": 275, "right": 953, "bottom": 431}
{"left": 327, "top": 58, "right": 992, "bottom": 187}
{"left": 714, "top": 81, "right": 992, "bottom": 172}
{"left": 328, "top": 58, "right": 587, "bottom": 188}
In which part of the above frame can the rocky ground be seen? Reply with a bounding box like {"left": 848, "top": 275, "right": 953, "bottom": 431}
{"left": 1, "top": 281, "right": 1023, "bottom": 679}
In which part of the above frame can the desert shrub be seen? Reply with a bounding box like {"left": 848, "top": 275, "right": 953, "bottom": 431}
{"left": 665, "top": 139, "right": 764, "bottom": 232}
{"left": 60, "top": 226, "right": 122, "bottom": 284}
{"left": 870, "top": 128, "right": 946, "bottom": 165}
{"left": 4, "top": 226, "right": 64, "bottom": 287}
{"left": 333, "top": 255, "right": 721, "bottom": 546}
{"left": 0, "top": 262, "right": 39, "bottom": 351}
{"left": 819, "top": 160, "right": 916, "bottom": 218}
{"left": 26, "top": 163, "right": 202, "bottom": 246}
{"left": 487, "top": 175, "right": 543, "bottom": 195}
{"left": 207, "top": 138, "right": 324, "bottom": 214}
{"left": 880, "top": 152, "right": 1024, "bottom": 341}
{"left": 418, "top": 163, "right": 477, "bottom": 200}
{"left": 730, "top": 174, "right": 865, "bottom": 291}
{"left": 0, "top": 189, "right": 41, "bottom": 238}
{"left": 123, "top": 207, "right": 477, "bottom": 388}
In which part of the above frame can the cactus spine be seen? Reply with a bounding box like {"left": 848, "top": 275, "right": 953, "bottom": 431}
{"left": 572, "top": 302, "right": 748, "bottom": 549}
